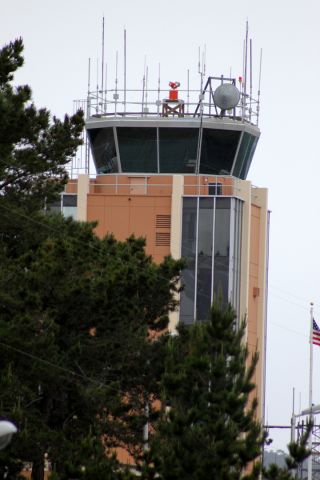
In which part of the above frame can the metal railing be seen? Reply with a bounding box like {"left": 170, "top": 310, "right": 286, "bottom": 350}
{"left": 67, "top": 176, "right": 245, "bottom": 199}
{"left": 74, "top": 76, "right": 260, "bottom": 127}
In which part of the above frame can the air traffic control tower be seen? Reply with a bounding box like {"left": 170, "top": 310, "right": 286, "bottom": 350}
{"left": 67, "top": 74, "right": 269, "bottom": 422}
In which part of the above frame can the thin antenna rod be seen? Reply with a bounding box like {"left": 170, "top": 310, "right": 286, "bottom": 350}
{"left": 115, "top": 51, "right": 118, "bottom": 115}
{"left": 104, "top": 62, "right": 107, "bottom": 112}
{"left": 87, "top": 57, "right": 91, "bottom": 118}
{"left": 96, "top": 58, "right": 99, "bottom": 114}
{"left": 187, "top": 69, "right": 190, "bottom": 114}
{"left": 124, "top": 28, "right": 127, "bottom": 113}
{"left": 257, "top": 48, "right": 263, "bottom": 125}
{"left": 157, "top": 62, "right": 161, "bottom": 116}
{"left": 87, "top": 58, "right": 91, "bottom": 95}
{"left": 141, "top": 57, "right": 146, "bottom": 114}
{"left": 145, "top": 65, "right": 149, "bottom": 114}
{"left": 249, "top": 38, "right": 253, "bottom": 121}
{"left": 249, "top": 38, "right": 253, "bottom": 97}
{"left": 101, "top": 16, "right": 105, "bottom": 92}
{"left": 244, "top": 20, "right": 249, "bottom": 116}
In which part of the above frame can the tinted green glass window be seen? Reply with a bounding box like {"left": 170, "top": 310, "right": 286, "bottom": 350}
{"left": 213, "top": 198, "right": 230, "bottom": 305}
{"left": 196, "top": 198, "right": 214, "bottom": 320}
{"left": 159, "top": 128, "right": 198, "bottom": 173}
{"left": 232, "top": 132, "right": 258, "bottom": 179}
{"left": 200, "top": 129, "right": 240, "bottom": 174}
{"left": 88, "top": 128, "right": 118, "bottom": 174}
{"left": 117, "top": 127, "right": 157, "bottom": 173}
{"left": 180, "top": 197, "right": 198, "bottom": 324}
{"left": 240, "top": 135, "right": 258, "bottom": 179}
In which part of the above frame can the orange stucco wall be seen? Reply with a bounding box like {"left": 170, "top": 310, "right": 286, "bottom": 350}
{"left": 248, "top": 203, "right": 264, "bottom": 414}
{"left": 72, "top": 175, "right": 173, "bottom": 263}
{"left": 87, "top": 194, "right": 171, "bottom": 263}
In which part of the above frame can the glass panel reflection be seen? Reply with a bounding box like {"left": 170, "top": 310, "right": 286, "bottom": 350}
{"left": 159, "top": 128, "right": 198, "bottom": 173}
{"left": 88, "top": 128, "right": 118, "bottom": 174}
{"left": 200, "top": 129, "right": 240, "bottom": 175}
{"left": 196, "top": 198, "right": 214, "bottom": 320}
{"left": 117, "top": 127, "right": 157, "bottom": 173}
{"left": 180, "top": 198, "right": 198, "bottom": 324}
{"left": 213, "top": 198, "right": 230, "bottom": 305}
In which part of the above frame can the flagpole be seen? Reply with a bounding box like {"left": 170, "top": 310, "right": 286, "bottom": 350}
{"left": 308, "top": 302, "right": 314, "bottom": 480}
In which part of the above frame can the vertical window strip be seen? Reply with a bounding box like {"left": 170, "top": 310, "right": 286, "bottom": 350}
{"left": 193, "top": 197, "right": 200, "bottom": 322}
{"left": 156, "top": 127, "right": 160, "bottom": 173}
{"left": 210, "top": 197, "right": 216, "bottom": 305}
{"left": 228, "top": 198, "right": 236, "bottom": 304}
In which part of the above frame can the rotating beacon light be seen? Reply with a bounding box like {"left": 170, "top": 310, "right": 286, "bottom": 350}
{"left": 169, "top": 81, "right": 180, "bottom": 101}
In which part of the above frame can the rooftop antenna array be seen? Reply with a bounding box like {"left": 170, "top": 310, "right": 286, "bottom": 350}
{"left": 72, "top": 20, "right": 263, "bottom": 177}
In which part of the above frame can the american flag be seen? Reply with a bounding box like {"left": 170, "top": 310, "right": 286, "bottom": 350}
{"left": 313, "top": 319, "right": 320, "bottom": 347}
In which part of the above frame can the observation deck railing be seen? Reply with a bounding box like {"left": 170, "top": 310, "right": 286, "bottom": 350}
{"left": 74, "top": 76, "right": 260, "bottom": 127}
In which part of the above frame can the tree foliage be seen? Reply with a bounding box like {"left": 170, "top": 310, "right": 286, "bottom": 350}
{"left": 143, "top": 303, "right": 263, "bottom": 480}
{"left": 0, "top": 38, "right": 184, "bottom": 480}
{"left": 0, "top": 38, "right": 84, "bottom": 214}
{"left": 263, "top": 423, "right": 311, "bottom": 480}
{"left": 0, "top": 214, "right": 183, "bottom": 479}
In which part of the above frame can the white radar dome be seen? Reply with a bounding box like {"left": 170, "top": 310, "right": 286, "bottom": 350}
{"left": 213, "top": 83, "right": 240, "bottom": 110}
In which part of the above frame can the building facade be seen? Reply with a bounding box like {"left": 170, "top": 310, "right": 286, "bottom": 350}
{"left": 63, "top": 78, "right": 269, "bottom": 424}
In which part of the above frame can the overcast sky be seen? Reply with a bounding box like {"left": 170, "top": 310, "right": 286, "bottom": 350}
{"left": 2, "top": 0, "right": 320, "bottom": 451}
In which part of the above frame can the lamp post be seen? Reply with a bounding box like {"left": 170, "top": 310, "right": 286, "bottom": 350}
{"left": 0, "top": 421, "right": 17, "bottom": 450}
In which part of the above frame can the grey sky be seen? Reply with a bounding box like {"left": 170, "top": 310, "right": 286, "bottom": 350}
{"left": 2, "top": 0, "right": 320, "bottom": 451}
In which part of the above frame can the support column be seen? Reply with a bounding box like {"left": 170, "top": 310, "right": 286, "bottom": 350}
{"left": 168, "top": 175, "right": 184, "bottom": 333}
{"left": 77, "top": 174, "right": 90, "bottom": 222}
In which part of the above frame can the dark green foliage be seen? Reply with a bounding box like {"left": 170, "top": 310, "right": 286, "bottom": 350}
{"left": 263, "top": 423, "right": 311, "bottom": 479}
{"left": 0, "top": 214, "right": 183, "bottom": 478}
{"left": 0, "top": 38, "right": 183, "bottom": 479}
{"left": 144, "top": 303, "right": 263, "bottom": 480}
{"left": 0, "top": 38, "right": 84, "bottom": 214}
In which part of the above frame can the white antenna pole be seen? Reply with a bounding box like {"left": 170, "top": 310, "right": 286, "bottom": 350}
{"left": 124, "top": 28, "right": 127, "bottom": 113}
{"left": 87, "top": 58, "right": 91, "bottom": 118}
{"left": 244, "top": 20, "right": 249, "bottom": 119}
{"left": 291, "top": 387, "right": 296, "bottom": 443}
{"left": 308, "top": 302, "right": 314, "bottom": 480}
{"left": 145, "top": 65, "right": 149, "bottom": 114}
{"left": 141, "top": 58, "right": 146, "bottom": 114}
{"left": 157, "top": 62, "right": 160, "bottom": 116}
{"left": 187, "top": 68, "right": 190, "bottom": 114}
{"left": 87, "top": 58, "right": 91, "bottom": 95}
{"left": 104, "top": 62, "right": 107, "bottom": 112}
{"left": 96, "top": 58, "right": 99, "bottom": 113}
{"left": 115, "top": 51, "right": 118, "bottom": 116}
{"left": 242, "top": 39, "right": 245, "bottom": 120}
{"left": 257, "top": 48, "right": 263, "bottom": 126}
{"left": 101, "top": 16, "right": 105, "bottom": 92}
{"left": 249, "top": 38, "right": 253, "bottom": 122}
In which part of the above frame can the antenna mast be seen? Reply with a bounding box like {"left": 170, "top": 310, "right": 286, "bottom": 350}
{"left": 124, "top": 28, "right": 127, "bottom": 113}
{"left": 249, "top": 38, "right": 253, "bottom": 122}
{"left": 101, "top": 16, "right": 105, "bottom": 93}
{"left": 257, "top": 48, "right": 263, "bottom": 125}
{"left": 244, "top": 20, "right": 249, "bottom": 119}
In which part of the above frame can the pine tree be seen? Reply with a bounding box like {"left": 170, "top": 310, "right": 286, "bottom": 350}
{"left": 263, "top": 423, "right": 311, "bottom": 480}
{"left": 0, "top": 38, "right": 184, "bottom": 480}
{"left": 145, "top": 303, "right": 263, "bottom": 480}
{"left": 0, "top": 38, "right": 84, "bottom": 218}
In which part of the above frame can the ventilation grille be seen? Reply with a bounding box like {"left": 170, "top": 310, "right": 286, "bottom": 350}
{"left": 156, "top": 215, "right": 171, "bottom": 229}
{"left": 156, "top": 232, "right": 170, "bottom": 246}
